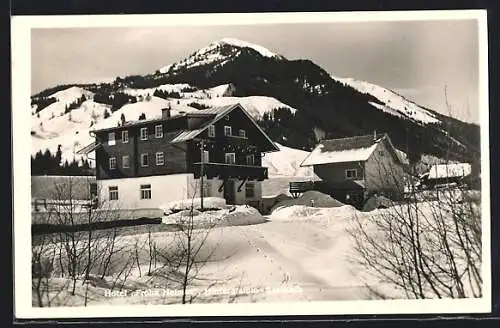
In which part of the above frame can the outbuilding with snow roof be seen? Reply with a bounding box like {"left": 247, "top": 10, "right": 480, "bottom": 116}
{"left": 298, "top": 132, "right": 408, "bottom": 208}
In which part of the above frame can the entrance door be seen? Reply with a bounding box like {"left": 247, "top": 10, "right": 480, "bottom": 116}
{"left": 223, "top": 179, "right": 236, "bottom": 205}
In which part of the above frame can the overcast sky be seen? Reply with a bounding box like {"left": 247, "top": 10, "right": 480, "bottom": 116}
{"left": 31, "top": 19, "right": 482, "bottom": 124}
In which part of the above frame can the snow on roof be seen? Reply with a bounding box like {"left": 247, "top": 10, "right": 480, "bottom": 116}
{"left": 427, "top": 163, "right": 472, "bottom": 179}
{"left": 300, "top": 134, "right": 383, "bottom": 167}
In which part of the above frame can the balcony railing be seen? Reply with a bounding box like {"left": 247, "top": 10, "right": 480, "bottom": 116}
{"left": 192, "top": 162, "right": 268, "bottom": 181}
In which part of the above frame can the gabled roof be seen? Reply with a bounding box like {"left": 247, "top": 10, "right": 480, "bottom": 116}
{"left": 300, "top": 133, "right": 404, "bottom": 167}
{"left": 170, "top": 103, "right": 280, "bottom": 152}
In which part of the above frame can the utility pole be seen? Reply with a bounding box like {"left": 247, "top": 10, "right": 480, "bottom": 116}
{"left": 200, "top": 139, "right": 204, "bottom": 210}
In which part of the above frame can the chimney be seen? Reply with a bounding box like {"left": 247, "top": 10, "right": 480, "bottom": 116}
{"left": 162, "top": 107, "right": 171, "bottom": 119}
{"left": 373, "top": 130, "right": 377, "bottom": 141}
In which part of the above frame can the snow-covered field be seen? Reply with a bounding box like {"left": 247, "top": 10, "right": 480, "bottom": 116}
{"left": 32, "top": 203, "right": 400, "bottom": 307}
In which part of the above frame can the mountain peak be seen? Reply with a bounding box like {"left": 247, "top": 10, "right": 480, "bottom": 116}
{"left": 158, "top": 38, "right": 285, "bottom": 74}
{"left": 216, "top": 37, "right": 284, "bottom": 59}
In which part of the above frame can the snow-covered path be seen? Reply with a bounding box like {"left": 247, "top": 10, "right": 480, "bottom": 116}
{"left": 230, "top": 220, "right": 372, "bottom": 301}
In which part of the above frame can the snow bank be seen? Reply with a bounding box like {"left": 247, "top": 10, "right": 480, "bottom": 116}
{"left": 160, "top": 197, "right": 227, "bottom": 213}
{"left": 218, "top": 206, "right": 267, "bottom": 227}
{"left": 161, "top": 205, "right": 266, "bottom": 228}
{"left": 270, "top": 204, "right": 358, "bottom": 224}
{"left": 271, "top": 190, "right": 344, "bottom": 213}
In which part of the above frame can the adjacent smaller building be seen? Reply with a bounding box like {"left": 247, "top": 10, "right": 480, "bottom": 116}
{"left": 299, "top": 133, "right": 408, "bottom": 208}
{"left": 419, "top": 163, "right": 472, "bottom": 189}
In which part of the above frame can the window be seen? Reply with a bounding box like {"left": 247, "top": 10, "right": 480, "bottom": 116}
{"left": 140, "top": 184, "right": 151, "bottom": 199}
{"left": 238, "top": 129, "right": 247, "bottom": 138}
{"left": 378, "top": 150, "right": 384, "bottom": 157}
{"left": 208, "top": 125, "right": 216, "bottom": 138}
{"left": 122, "top": 155, "right": 130, "bottom": 168}
{"left": 246, "top": 154, "right": 255, "bottom": 165}
{"left": 108, "top": 132, "right": 116, "bottom": 146}
{"left": 202, "top": 150, "right": 209, "bottom": 163}
{"left": 109, "top": 157, "right": 117, "bottom": 170}
{"left": 245, "top": 182, "right": 255, "bottom": 198}
{"left": 156, "top": 152, "right": 164, "bottom": 166}
{"left": 141, "top": 153, "right": 149, "bottom": 167}
{"left": 122, "top": 130, "right": 129, "bottom": 143}
{"left": 224, "top": 125, "right": 232, "bottom": 136}
{"left": 109, "top": 186, "right": 118, "bottom": 200}
{"left": 345, "top": 168, "right": 358, "bottom": 179}
{"left": 225, "top": 152, "right": 236, "bottom": 164}
{"left": 140, "top": 127, "right": 148, "bottom": 140}
{"left": 155, "top": 125, "right": 163, "bottom": 138}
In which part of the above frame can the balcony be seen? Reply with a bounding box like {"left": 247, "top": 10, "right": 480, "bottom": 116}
{"left": 192, "top": 162, "right": 268, "bottom": 181}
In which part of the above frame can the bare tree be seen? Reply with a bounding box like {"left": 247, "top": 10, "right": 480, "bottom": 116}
{"left": 347, "top": 99, "right": 482, "bottom": 299}
{"left": 151, "top": 180, "right": 228, "bottom": 304}
{"left": 32, "top": 176, "right": 123, "bottom": 306}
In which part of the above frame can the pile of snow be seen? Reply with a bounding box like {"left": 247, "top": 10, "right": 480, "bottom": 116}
{"left": 271, "top": 190, "right": 345, "bottom": 213}
{"left": 270, "top": 204, "right": 358, "bottom": 224}
{"left": 217, "top": 205, "right": 268, "bottom": 227}
{"left": 263, "top": 143, "right": 314, "bottom": 177}
{"left": 160, "top": 197, "right": 227, "bottom": 214}
{"left": 332, "top": 75, "right": 441, "bottom": 125}
{"left": 161, "top": 205, "right": 267, "bottom": 228}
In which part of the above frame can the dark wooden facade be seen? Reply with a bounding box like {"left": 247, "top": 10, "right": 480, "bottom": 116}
{"left": 93, "top": 105, "right": 276, "bottom": 182}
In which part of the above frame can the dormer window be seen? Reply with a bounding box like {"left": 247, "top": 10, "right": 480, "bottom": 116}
{"left": 224, "top": 126, "right": 232, "bottom": 136}
{"left": 238, "top": 129, "right": 247, "bottom": 138}
{"left": 155, "top": 125, "right": 163, "bottom": 138}
{"left": 108, "top": 132, "right": 116, "bottom": 146}
{"left": 208, "top": 125, "right": 216, "bottom": 138}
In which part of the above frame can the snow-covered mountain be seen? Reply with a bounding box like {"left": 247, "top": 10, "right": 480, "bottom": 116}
{"left": 31, "top": 37, "right": 480, "bottom": 172}
{"left": 158, "top": 38, "right": 285, "bottom": 74}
